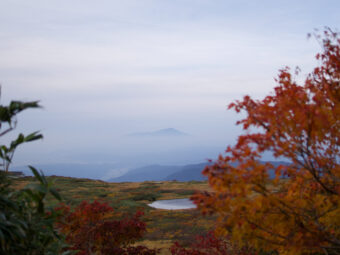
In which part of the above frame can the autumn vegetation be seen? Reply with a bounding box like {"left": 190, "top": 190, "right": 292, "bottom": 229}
{"left": 1, "top": 28, "right": 339, "bottom": 254}
{"left": 192, "top": 28, "right": 340, "bottom": 254}
{"left": 56, "top": 201, "right": 157, "bottom": 254}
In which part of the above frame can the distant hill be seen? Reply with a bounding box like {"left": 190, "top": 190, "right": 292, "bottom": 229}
{"left": 109, "top": 164, "right": 182, "bottom": 182}
{"left": 15, "top": 160, "right": 291, "bottom": 183}
{"left": 164, "top": 162, "right": 209, "bottom": 181}
{"left": 164, "top": 161, "right": 291, "bottom": 182}
{"left": 110, "top": 162, "right": 212, "bottom": 182}
{"left": 128, "top": 128, "right": 188, "bottom": 137}
{"left": 11, "top": 163, "right": 118, "bottom": 180}
{"left": 110, "top": 161, "right": 291, "bottom": 183}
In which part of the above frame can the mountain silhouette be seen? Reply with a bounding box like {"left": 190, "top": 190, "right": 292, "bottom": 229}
{"left": 128, "top": 128, "right": 188, "bottom": 137}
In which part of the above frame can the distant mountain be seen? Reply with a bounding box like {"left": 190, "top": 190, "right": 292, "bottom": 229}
{"left": 109, "top": 162, "right": 212, "bottom": 182}
{"left": 11, "top": 163, "right": 119, "bottom": 180}
{"left": 165, "top": 161, "right": 291, "bottom": 181}
{"left": 14, "top": 160, "right": 291, "bottom": 183}
{"left": 109, "top": 164, "right": 182, "bottom": 182}
{"left": 164, "top": 162, "right": 209, "bottom": 181}
{"left": 128, "top": 128, "right": 188, "bottom": 137}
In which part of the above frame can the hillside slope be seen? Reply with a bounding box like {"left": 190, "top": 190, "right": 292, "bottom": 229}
{"left": 110, "top": 165, "right": 182, "bottom": 182}
{"left": 164, "top": 162, "right": 209, "bottom": 181}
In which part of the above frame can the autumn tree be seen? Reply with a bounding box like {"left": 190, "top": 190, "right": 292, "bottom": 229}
{"left": 193, "top": 29, "right": 340, "bottom": 255}
{"left": 57, "top": 200, "right": 157, "bottom": 255}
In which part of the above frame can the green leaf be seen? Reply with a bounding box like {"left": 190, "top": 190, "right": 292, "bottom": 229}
{"left": 24, "top": 131, "right": 43, "bottom": 142}
{"left": 0, "top": 146, "right": 8, "bottom": 154}
{"left": 10, "top": 133, "right": 25, "bottom": 150}
{"left": 28, "top": 166, "right": 44, "bottom": 184}
{"left": 9, "top": 101, "right": 41, "bottom": 115}
{"left": 0, "top": 107, "right": 10, "bottom": 122}
{"left": 49, "top": 188, "right": 62, "bottom": 201}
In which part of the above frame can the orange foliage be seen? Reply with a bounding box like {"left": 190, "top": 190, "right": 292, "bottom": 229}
{"left": 193, "top": 29, "right": 340, "bottom": 255}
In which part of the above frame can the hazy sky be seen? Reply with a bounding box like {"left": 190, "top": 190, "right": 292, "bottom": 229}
{"left": 1, "top": 0, "right": 339, "bottom": 166}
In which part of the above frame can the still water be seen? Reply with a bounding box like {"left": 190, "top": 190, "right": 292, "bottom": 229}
{"left": 148, "top": 198, "right": 196, "bottom": 210}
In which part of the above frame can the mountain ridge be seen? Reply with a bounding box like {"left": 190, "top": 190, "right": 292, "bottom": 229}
{"left": 109, "top": 164, "right": 182, "bottom": 182}
{"left": 127, "top": 128, "right": 188, "bottom": 137}
{"left": 110, "top": 160, "right": 291, "bottom": 182}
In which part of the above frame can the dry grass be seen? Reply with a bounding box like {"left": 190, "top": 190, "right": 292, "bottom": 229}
{"left": 12, "top": 176, "right": 215, "bottom": 250}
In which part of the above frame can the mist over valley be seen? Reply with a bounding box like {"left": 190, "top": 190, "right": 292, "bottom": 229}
{"left": 12, "top": 127, "right": 230, "bottom": 180}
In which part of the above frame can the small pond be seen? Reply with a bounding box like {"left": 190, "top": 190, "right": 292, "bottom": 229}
{"left": 148, "top": 198, "right": 196, "bottom": 210}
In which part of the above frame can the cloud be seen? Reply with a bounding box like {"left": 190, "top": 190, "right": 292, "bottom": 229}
{"left": 0, "top": 0, "right": 339, "bottom": 165}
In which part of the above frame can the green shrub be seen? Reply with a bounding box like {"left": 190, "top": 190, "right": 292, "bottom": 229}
{"left": 0, "top": 167, "right": 70, "bottom": 254}
{"left": 0, "top": 92, "right": 70, "bottom": 254}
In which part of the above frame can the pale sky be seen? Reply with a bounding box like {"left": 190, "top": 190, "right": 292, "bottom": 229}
{"left": 0, "top": 0, "right": 339, "bottom": 167}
